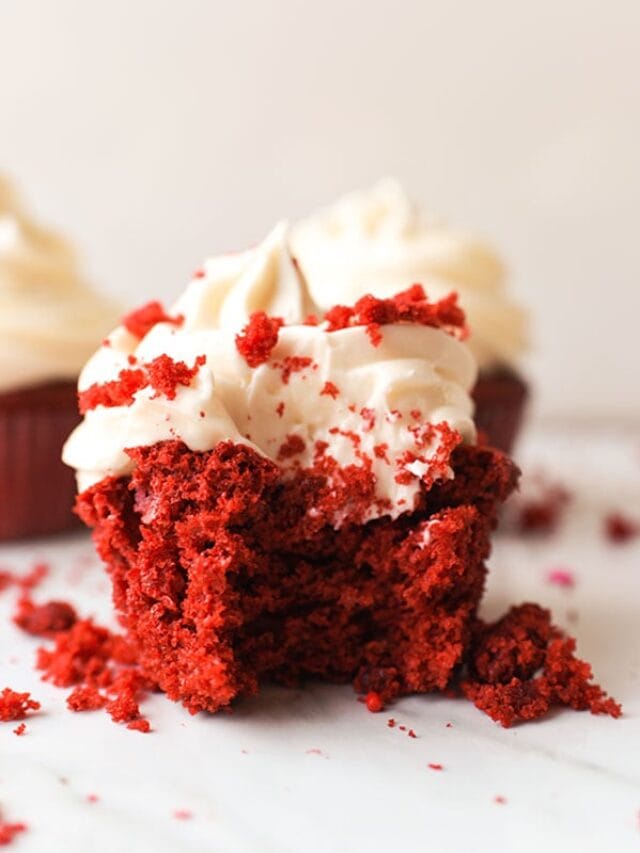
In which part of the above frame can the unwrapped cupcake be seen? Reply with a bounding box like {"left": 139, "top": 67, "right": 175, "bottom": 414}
{"left": 0, "top": 176, "right": 120, "bottom": 539}
{"left": 291, "top": 179, "right": 529, "bottom": 452}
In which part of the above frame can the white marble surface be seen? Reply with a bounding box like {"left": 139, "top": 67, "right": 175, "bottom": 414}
{"left": 1, "top": 424, "right": 639, "bottom": 852}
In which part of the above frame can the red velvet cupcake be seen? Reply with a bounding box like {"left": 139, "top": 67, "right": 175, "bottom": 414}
{"left": 0, "top": 176, "right": 119, "bottom": 540}
{"left": 64, "top": 225, "right": 521, "bottom": 713}
{"left": 292, "top": 180, "right": 529, "bottom": 453}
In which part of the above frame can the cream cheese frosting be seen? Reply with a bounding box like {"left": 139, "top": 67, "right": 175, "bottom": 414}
{"left": 63, "top": 224, "right": 477, "bottom": 524}
{"left": 0, "top": 175, "right": 120, "bottom": 393}
{"left": 291, "top": 179, "right": 527, "bottom": 372}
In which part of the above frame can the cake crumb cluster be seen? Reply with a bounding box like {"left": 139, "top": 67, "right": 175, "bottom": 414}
{"left": 0, "top": 688, "right": 40, "bottom": 722}
{"left": 78, "top": 354, "right": 206, "bottom": 413}
{"left": 461, "top": 604, "right": 621, "bottom": 727}
{"left": 121, "top": 300, "right": 184, "bottom": 339}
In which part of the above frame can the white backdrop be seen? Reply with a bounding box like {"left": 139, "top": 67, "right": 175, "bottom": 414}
{"left": 1, "top": 0, "right": 638, "bottom": 422}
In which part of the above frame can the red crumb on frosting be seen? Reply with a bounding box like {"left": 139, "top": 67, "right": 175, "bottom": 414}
{"left": 235, "top": 311, "right": 284, "bottom": 367}
{"left": 122, "top": 301, "right": 184, "bottom": 339}
{"left": 427, "top": 763, "right": 444, "bottom": 771}
{"left": 323, "top": 285, "right": 467, "bottom": 346}
{"left": 320, "top": 381, "right": 340, "bottom": 399}
{"left": 86, "top": 794, "right": 99, "bottom": 804}
{"left": 461, "top": 604, "right": 621, "bottom": 727}
{"left": 387, "top": 718, "right": 396, "bottom": 728}
{"left": 276, "top": 356, "right": 314, "bottom": 384}
{"left": 79, "top": 355, "right": 205, "bottom": 413}
{"left": 0, "top": 688, "right": 40, "bottom": 722}
{"left": 78, "top": 367, "right": 146, "bottom": 413}
{"left": 13, "top": 722, "right": 26, "bottom": 736}
{"left": 0, "top": 816, "right": 27, "bottom": 846}
{"left": 173, "top": 809, "right": 192, "bottom": 820}
{"left": 494, "top": 796, "right": 507, "bottom": 805}
{"left": 13, "top": 597, "right": 77, "bottom": 638}
{"left": 365, "top": 691, "right": 383, "bottom": 713}
{"left": 604, "top": 513, "right": 639, "bottom": 543}
{"left": 146, "top": 354, "right": 206, "bottom": 401}
{"left": 546, "top": 568, "right": 575, "bottom": 589}
{"left": 277, "top": 434, "right": 306, "bottom": 461}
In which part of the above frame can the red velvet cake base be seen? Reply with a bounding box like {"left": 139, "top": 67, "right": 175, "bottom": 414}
{"left": 472, "top": 368, "right": 528, "bottom": 454}
{"left": 77, "top": 440, "right": 518, "bottom": 714}
{"left": 0, "top": 381, "right": 80, "bottom": 541}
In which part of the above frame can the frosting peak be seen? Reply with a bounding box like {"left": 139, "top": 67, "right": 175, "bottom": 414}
{"left": 0, "top": 175, "right": 120, "bottom": 392}
{"left": 291, "top": 179, "right": 527, "bottom": 371}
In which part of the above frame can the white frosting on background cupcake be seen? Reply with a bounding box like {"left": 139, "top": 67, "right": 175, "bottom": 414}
{"left": 0, "top": 175, "right": 120, "bottom": 393}
{"left": 291, "top": 179, "right": 528, "bottom": 372}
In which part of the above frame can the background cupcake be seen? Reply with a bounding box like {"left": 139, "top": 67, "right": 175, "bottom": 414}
{"left": 291, "top": 179, "right": 529, "bottom": 452}
{"left": 0, "top": 175, "right": 120, "bottom": 540}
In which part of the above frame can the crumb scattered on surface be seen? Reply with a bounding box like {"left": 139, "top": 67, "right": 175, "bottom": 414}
{"left": 0, "top": 688, "right": 40, "bottom": 722}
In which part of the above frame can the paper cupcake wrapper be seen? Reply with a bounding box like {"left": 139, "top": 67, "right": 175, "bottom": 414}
{"left": 0, "top": 383, "right": 80, "bottom": 541}
{"left": 472, "top": 370, "right": 529, "bottom": 454}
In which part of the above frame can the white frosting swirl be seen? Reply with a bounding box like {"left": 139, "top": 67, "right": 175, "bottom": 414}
{"left": 63, "top": 225, "right": 477, "bottom": 523}
{"left": 291, "top": 179, "right": 527, "bottom": 371}
{"left": 0, "top": 175, "right": 120, "bottom": 392}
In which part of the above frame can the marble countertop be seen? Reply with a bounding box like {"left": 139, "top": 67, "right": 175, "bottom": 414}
{"left": 1, "top": 424, "right": 639, "bottom": 852}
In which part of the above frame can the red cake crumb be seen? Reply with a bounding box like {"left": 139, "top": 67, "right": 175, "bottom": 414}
{"left": 407, "top": 728, "right": 417, "bottom": 738}
{"left": 276, "top": 356, "right": 314, "bottom": 384}
{"left": 275, "top": 402, "right": 285, "bottom": 417}
{"left": 494, "top": 796, "right": 507, "bottom": 805}
{"left": 0, "top": 688, "right": 40, "bottom": 722}
{"left": 79, "top": 355, "right": 205, "bottom": 413}
{"left": 86, "top": 794, "right": 99, "bottom": 804}
{"left": 235, "top": 311, "right": 283, "bottom": 367}
{"left": 427, "top": 763, "right": 444, "bottom": 771}
{"left": 546, "top": 568, "right": 575, "bottom": 589}
{"left": 79, "top": 367, "right": 146, "bottom": 413}
{"left": 324, "top": 286, "right": 467, "bottom": 346}
{"left": 277, "top": 435, "right": 306, "bottom": 461}
{"left": 35, "top": 617, "right": 151, "bottom": 732}
{"left": 515, "top": 481, "right": 571, "bottom": 535}
{"left": 387, "top": 718, "right": 396, "bottom": 728}
{"left": 461, "top": 604, "right": 621, "bottom": 727}
{"left": 320, "top": 381, "right": 340, "bottom": 399}
{"left": 122, "top": 301, "right": 184, "bottom": 339}
{"left": 0, "top": 816, "right": 27, "bottom": 846}
{"left": 365, "top": 691, "right": 383, "bottom": 713}
{"left": 13, "top": 723, "right": 26, "bottom": 736}
{"left": 147, "top": 354, "right": 206, "bottom": 400}
{"left": 173, "top": 809, "right": 192, "bottom": 820}
{"left": 13, "top": 597, "right": 77, "bottom": 637}
{"left": 604, "top": 512, "right": 639, "bottom": 543}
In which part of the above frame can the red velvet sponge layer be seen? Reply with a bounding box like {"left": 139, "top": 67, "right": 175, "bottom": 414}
{"left": 0, "top": 381, "right": 81, "bottom": 541}
{"left": 77, "top": 440, "right": 518, "bottom": 714}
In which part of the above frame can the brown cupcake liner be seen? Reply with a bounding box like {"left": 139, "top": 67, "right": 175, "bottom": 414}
{"left": 0, "top": 382, "right": 81, "bottom": 541}
{"left": 472, "top": 368, "right": 529, "bottom": 454}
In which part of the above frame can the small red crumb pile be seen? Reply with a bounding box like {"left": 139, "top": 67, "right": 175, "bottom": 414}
{"left": 13, "top": 597, "right": 151, "bottom": 733}
{"left": 78, "top": 354, "right": 206, "bottom": 414}
{"left": 235, "top": 312, "right": 284, "bottom": 367}
{"left": 0, "top": 688, "right": 40, "bottom": 722}
{"left": 323, "top": 285, "right": 467, "bottom": 346}
{"left": 461, "top": 603, "right": 621, "bottom": 727}
{"left": 0, "top": 812, "right": 27, "bottom": 846}
{"left": 121, "top": 300, "right": 184, "bottom": 339}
